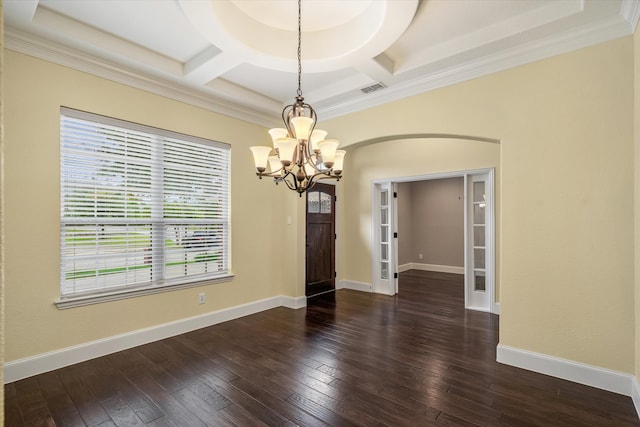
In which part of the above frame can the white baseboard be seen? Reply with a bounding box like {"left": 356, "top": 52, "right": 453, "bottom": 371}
{"left": 632, "top": 377, "right": 640, "bottom": 419}
{"left": 398, "top": 263, "right": 412, "bottom": 273}
{"left": 4, "top": 295, "right": 306, "bottom": 384}
{"left": 337, "top": 280, "right": 372, "bottom": 292}
{"left": 496, "top": 344, "right": 633, "bottom": 396}
{"left": 631, "top": 377, "right": 640, "bottom": 417}
{"left": 404, "top": 263, "right": 464, "bottom": 275}
{"left": 281, "top": 295, "right": 307, "bottom": 309}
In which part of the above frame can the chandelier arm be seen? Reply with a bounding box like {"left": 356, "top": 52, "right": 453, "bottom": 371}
{"left": 303, "top": 160, "right": 328, "bottom": 175}
{"left": 305, "top": 139, "right": 317, "bottom": 160}
{"left": 304, "top": 174, "right": 324, "bottom": 193}
{"left": 257, "top": 170, "right": 286, "bottom": 179}
{"left": 279, "top": 170, "right": 300, "bottom": 192}
{"left": 282, "top": 179, "right": 297, "bottom": 192}
{"left": 301, "top": 148, "right": 326, "bottom": 174}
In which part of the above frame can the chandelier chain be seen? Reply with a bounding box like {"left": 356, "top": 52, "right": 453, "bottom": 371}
{"left": 297, "top": 0, "right": 302, "bottom": 97}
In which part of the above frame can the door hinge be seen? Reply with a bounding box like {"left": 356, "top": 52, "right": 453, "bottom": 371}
{"left": 335, "top": 233, "right": 337, "bottom": 240}
{"left": 394, "top": 232, "right": 398, "bottom": 238}
{"left": 394, "top": 272, "right": 398, "bottom": 279}
{"left": 334, "top": 271, "right": 337, "bottom": 278}
{"left": 393, "top": 192, "right": 397, "bottom": 198}
{"left": 335, "top": 195, "right": 337, "bottom": 202}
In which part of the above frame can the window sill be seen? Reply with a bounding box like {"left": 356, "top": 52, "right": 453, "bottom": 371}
{"left": 54, "top": 274, "right": 234, "bottom": 309}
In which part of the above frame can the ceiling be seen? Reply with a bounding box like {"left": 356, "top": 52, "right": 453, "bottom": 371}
{"left": 4, "top": 0, "right": 640, "bottom": 128}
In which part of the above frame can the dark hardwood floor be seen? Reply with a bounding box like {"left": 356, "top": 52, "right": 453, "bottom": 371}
{"left": 5, "top": 270, "right": 639, "bottom": 426}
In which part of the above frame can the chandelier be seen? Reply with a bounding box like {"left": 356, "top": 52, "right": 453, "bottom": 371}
{"left": 249, "top": 0, "right": 345, "bottom": 196}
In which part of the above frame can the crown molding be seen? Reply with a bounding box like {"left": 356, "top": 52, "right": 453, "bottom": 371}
{"left": 5, "top": 0, "right": 639, "bottom": 125}
{"left": 622, "top": 0, "right": 640, "bottom": 32}
{"left": 4, "top": 27, "right": 280, "bottom": 128}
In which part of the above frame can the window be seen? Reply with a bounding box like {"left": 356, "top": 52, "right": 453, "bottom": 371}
{"left": 59, "top": 107, "right": 231, "bottom": 306}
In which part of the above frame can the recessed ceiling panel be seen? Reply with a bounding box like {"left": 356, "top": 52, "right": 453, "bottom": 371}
{"left": 178, "top": 0, "right": 419, "bottom": 72}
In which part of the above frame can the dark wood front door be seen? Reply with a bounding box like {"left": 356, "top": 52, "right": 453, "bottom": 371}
{"left": 305, "top": 183, "right": 335, "bottom": 297}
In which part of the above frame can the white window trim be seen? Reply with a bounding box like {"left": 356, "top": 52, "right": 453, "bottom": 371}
{"left": 57, "top": 107, "right": 232, "bottom": 308}
{"left": 54, "top": 274, "right": 234, "bottom": 309}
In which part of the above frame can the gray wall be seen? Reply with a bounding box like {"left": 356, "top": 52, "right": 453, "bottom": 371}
{"left": 397, "top": 178, "right": 464, "bottom": 268}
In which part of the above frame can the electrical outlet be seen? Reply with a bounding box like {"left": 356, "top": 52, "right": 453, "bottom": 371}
{"left": 418, "top": 253, "right": 423, "bottom": 260}
{"left": 198, "top": 292, "right": 205, "bottom": 304}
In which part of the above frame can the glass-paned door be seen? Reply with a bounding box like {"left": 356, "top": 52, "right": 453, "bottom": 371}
{"left": 466, "top": 172, "right": 493, "bottom": 311}
{"left": 373, "top": 182, "right": 395, "bottom": 295}
{"left": 380, "top": 187, "right": 390, "bottom": 280}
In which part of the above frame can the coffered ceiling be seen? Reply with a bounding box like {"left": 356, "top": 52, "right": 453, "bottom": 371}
{"left": 4, "top": 0, "right": 640, "bottom": 127}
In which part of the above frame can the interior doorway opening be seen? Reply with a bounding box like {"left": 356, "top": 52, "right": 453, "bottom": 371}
{"left": 372, "top": 168, "right": 496, "bottom": 313}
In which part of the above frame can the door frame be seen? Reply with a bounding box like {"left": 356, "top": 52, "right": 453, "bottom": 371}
{"left": 371, "top": 168, "right": 497, "bottom": 313}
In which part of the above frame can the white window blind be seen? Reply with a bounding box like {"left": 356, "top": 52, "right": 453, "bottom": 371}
{"left": 60, "top": 107, "right": 231, "bottom": 299}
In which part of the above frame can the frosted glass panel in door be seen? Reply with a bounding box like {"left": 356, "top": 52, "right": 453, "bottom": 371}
{"left": 307, "top": 191, "right": 320, "bottom": 213}
{"left": 381, "top": 226, "right": 389, "bottom": 243}
{"left": 320, "top": 192, "right": 332, "bottom": 213}
{"left": 474, "top": 272, "right": 486, "bottom": 291}
{"left": 473, "top": 204, "right": 485, "bottom": 223}
{"left": 473, "top": 182, "right": 485, "bottom": 202}
{"left": 474, "top": 226, "right": 485, "bottom": 246}
{"left": 381, "top": 263, "right": 389, "bottom": 280}
{"left": 473, "top": 249, "right": 485, "bottom": 269}
{"left": 381, "top": 207, "right": 388, "bottom": 225}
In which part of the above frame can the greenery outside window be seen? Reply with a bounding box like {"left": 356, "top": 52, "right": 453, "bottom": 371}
{"left": 59, "top": 107, "right": 231, "bottom": 307}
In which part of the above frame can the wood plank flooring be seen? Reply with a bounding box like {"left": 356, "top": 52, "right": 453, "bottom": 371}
{"left": 5, "top": 270, "right": 639, "bottom": 426}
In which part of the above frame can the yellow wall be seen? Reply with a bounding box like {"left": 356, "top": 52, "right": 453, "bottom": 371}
{"left": 3, "top": 50, "right": 300, "bottom": 361}
{"left": 325, "top": 37, "right": 635, "bottom": 373}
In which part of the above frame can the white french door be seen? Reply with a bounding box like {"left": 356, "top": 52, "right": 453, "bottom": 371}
{"left": 465, "top": 171, "right": 494, "bottom": 312}
{"left": 372, "top": 182, "right": 397, "bottom": 295}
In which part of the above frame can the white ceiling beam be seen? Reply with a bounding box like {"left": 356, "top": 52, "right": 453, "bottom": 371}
{"left": 352, "top": 54, "right": 395, "bottom": 85}
{"left": 32, "top": 6, "right": 182, "bottom": 76}
{"left": 205, "top": 78, "right": 284, "bottom": 118}
{"left": 183, "top": 47, "right": 241, "bottom": 85}
{"left": 305, "top": 73, "right": 376, "bottom": 104}
{"left": 6, "top": 0, "right": 39, "bottom": 22}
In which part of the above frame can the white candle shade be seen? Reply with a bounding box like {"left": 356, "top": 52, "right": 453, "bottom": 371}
{"left": 318, "top": 139, "right": 339, "bottom": 168}
{"left": 276, "top": 137, "right": 297, "bottom": 166}
{"left": 268, "top": 156, "right": 282, "bottom": 174}
{"left": 310, "top": 129, "right": 327, "bottom": 152}
{"left": 333, "top": 150, "right": 346, "bottom": 173}
{"left": 268, "top": 128, "right": 288, "bottom": 143}
{"left": 249, "top": 146, "right": 272, "bottom": 172}
{"left": 291, "top": 116, "right": 313, "bottom": 141}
